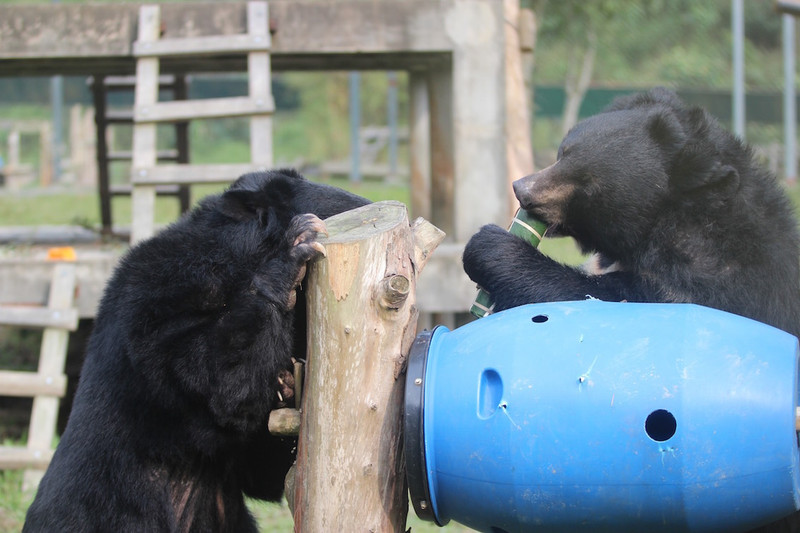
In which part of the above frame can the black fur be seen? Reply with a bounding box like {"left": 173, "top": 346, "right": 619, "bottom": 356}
{"left": 463, "top": 87, "right": 800, "bottom": 339}
{"left": 24, "top": 169, "right": 369, "bottom": 532}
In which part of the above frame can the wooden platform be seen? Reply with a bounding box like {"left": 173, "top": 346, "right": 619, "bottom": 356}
{"left": 0, "top": 0, "right": 534, "bottom": 315}
{"left": 0, "top": 2, "right": 454, "bottom": 75}
{"left": 0, "top": 236, "right": 122, "bottom": 319}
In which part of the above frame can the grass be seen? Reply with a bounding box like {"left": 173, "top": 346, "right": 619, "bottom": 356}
{"left": 0, "top": 470, "right": 30, "bottom": 532}
{"left": 247, "top": 499, "right": 477, "bottom": 533}
{"left": 0, "top": 179, "right": 409, "bottom": 227}
{"left": 0, "top": 477, "right": 473, "bottom": 533}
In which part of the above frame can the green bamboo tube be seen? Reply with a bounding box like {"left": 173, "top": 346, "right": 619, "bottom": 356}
{"left": 469, "top": 208, "right": 547, "bottom": 318}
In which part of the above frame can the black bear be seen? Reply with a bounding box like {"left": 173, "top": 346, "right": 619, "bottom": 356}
{"left": 24, "top": 169, "right": 369, "bottom": 532}
{"left": 463, "top": 87, "right": 800, "bottom": 532}
{"left": 463, "top": 87, "right": 800, "bottom": 340}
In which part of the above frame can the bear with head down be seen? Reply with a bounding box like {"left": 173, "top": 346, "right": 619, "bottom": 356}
{"left": 464, "top": 87, "right": 800, "bottom": 339}
{"left": 463, "top": 87, "right": 800, "bottom": 532}
{"left": 24, "top": 169, "right": 369, "bottom": 532}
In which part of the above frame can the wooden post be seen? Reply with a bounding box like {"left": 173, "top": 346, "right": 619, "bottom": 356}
{"left": 130, "top": 4, "right": 160, "bottom": 244}
{"left": 247, "top": 1, "right": 273, "bottom": 168}
{"left": 91, "top": 75, "right": 114, "bottom": 234}
{"left": 504, "top": 0, "right": 535, "bottom": 219}
{"left": 428, "top": 69, "right": 454, "bottom": 239}
{"left": 409, "top": 72, "right": 431, "bottom": 222}
{"left": 7, "top": 129, "right": 19, "bottom": 169}
{"left": 292, "top": 201, "right": 444, "bottom": 532}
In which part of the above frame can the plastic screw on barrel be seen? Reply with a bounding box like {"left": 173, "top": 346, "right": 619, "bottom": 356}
{"left": 404, "top": 300, "right": 800, "bottom": 533}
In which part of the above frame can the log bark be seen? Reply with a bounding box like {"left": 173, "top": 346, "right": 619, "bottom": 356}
{"left": 291, "top": 201, "right": 444, "bottom": 532}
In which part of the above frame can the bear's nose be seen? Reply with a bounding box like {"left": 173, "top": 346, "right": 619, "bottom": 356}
{"left": 513, "top": 175, "right": 536, "bottom": 208}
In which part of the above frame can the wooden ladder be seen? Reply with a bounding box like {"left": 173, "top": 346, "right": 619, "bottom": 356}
{"left": 130, "top": 1, "right": 274, "bottom": 244}
{"left": 0, "top": 262, "right": 78, "bottom": 491}
{"left": 90, "top": 74, "right": 192, "bottom": 235}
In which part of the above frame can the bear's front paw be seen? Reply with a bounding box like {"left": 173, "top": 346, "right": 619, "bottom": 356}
{"left": 285, "top": 214, "right": 328, "bottom": 309}
{"left": 275, "top": 368, "right": 295, "bottom": 408}
{"left": 462, "top": 225, "right": 513, "bottom": 289}
{"left": 463, "top": 224, "right": 542, "bottom": 292}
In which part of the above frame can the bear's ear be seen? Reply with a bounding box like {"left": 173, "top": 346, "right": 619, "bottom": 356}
{"left": 218, "top": 189, "right": 258, "bottom": 221}
{"left": 646, "top": 108, "right": 684, "bottom": 150}
{"left": 688, "top": 163, "right": 740, "bottom": 197}
{"left": 671, "top": 146, "right": 740, "bottom": 198}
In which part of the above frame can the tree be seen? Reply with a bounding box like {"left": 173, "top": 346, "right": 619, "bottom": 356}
{"left": 533, "top": 1, "right": 629, "bottom": 135}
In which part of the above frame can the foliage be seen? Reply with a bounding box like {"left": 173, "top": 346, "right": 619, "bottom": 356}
{"left": 270, "top": 72, "right": 408, "bottom": 164}
{"left": 533, "top": 0, "right": 784, "bottom": 91}
{"left": 527, "top": 0, "right": 790, "bottom": 162}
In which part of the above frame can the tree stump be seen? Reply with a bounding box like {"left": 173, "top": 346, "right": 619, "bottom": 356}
{"left": 291, "top": 201, "right": 444, "bottom": 532}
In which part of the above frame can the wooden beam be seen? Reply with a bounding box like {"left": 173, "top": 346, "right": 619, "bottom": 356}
{"left": 107, "top": 149, "right": 179, "bottom": 161}
{"left": 129, "top": 4, "right": 161, "bottom": 245}
{"left": 504, "top": 0, "right": 535, "bottom": 218}
{"left": 133, "top": 34, "right": 269, "bottom": 58}
{"left": 268, "top": 408, "right": 301, "bottom": 436}
{"left": 248, "top": 1, "right": 273, "bottom": 167}
{"left": 409, "top": 72, "right": 432, "bottom": 221}
{"left": 777, "top": 1, "right": 800, "bottom": 16}
{"left": 91, "top": 75, "right": 113, "bottom": 234}
{"left": 450, "top": 1, "right": 508, "bottom": 239}
{"left": 172, "top": 75, "right": 192, "bottom": 214}
{"left": 0, "top": 446, "right": 54, "bottom": 470}
{"left": 131, "top": 163, "right": 266, "bottom": 185}
{"left": 0, "top": 306, "right": 78, "bottom": 330}
{"left": 24, "top": 263, "right": 77, "bottom": 490}
{"left": 101, "top": 74, "right": 178, "bottom": 89}
{"left": 109, "top": 185, "right": 183, "bottom": 196}
{"left": 134, "top": 96, "right": 274, "bottom": 124}
{"left": 0, "top": 370, "right": 67, "bottom": 398}
{"left": 428, "top": 68, "right": 455, "bottom": 238}
{"left": 0, "top": 2, "right": 455, "bottom": 75}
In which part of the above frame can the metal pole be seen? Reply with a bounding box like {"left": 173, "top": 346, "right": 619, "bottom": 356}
{"left": 387, "top": 71, "right": 398, "bottom": 182}
{"left": 349, "top": 71, "right": 361, "bottom": 183}
{"left": 50, "top": 0, "right": 63, "bottom": 184}
{"left": 732, "top": 0, "right": 746, "bottom": 140}
{"left": 784, "top": 14, "right": 797, "bottom": 184}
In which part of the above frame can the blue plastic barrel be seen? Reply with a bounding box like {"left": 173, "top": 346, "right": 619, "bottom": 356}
{"left": 404, "top": 301, "right": 800, "bottom": 532}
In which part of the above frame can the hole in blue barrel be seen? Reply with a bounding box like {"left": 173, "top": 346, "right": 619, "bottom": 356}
{"left": 645, "top": 409, "right": 677, "bottom": 442}
{"left": 478, "top": 369, "right": 503, "bottom": 419}
{"left": 531, "top": 314, "right": 549, "bottom": 323}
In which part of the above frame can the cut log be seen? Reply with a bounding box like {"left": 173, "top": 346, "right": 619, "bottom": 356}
{"left": 291, "top": 201, "right": 444, "bottom": 532}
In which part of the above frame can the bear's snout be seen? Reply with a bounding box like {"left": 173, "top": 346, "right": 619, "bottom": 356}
{"left": 513, "top": 163, "right": 573, "bottom": 227}
{"left": 512, "top": 175, "right": 534, "bottom": 208}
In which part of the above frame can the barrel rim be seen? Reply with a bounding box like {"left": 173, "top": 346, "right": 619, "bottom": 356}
{"left": 404, "top": 327, "right": 439, "bottom": 524}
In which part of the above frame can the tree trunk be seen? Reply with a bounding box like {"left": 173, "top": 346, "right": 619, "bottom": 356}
{"left": 562, "top": 28, "right": 597, "bottom": 137}
{"left": 291, "top": 201, "right": 444, "bottom": 532}
{"left": 505, "top": 0, "right": 536, "bottom": 218}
